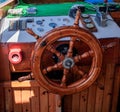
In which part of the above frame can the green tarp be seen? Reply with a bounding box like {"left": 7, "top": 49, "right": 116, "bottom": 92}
{"left": 7, "top": 1, "right": 102, "bottom": 18}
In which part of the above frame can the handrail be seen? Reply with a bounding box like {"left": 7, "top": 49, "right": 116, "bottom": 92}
{"left": 0, "top": 0, "right": 15, "bottom": 8}
{"left": 0, "top": 0, "right": 15, "bottom": 18}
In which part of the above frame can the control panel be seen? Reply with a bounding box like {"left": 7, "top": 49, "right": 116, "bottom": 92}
{"left": 0, "top": 16, "right": 76, "bottom": 42}
{"left": 1, "top": 15, "right": 120, "bottom": 43}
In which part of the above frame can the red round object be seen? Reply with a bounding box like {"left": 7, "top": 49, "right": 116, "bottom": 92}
{"left": 8, "top": 48, "right": 22, "bottom": 64}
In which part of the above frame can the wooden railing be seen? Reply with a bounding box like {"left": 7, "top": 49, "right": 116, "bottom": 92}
{"left": 0, "top": 0, "right": 16, "bottom": 18}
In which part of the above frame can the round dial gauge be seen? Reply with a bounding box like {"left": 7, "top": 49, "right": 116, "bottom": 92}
{"left": 86, "top": 23, "right": 94, "bottom": 29}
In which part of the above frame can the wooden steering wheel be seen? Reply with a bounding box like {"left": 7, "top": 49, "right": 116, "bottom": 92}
{"left": 31, "top": 10, "right": 103, "bottom": 95}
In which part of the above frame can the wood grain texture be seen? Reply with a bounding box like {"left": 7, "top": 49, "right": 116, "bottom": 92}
{"left": 102, "top": 64, "right": 115, "bottom": 112}
{"left": 13, "top": 88, "right": 22, "bottom": 112}
{"left": 111, "top": 66, "right": 120, "bottom": 112}
{"left": 0, "top": 81, "right": 61, "bottom": 112}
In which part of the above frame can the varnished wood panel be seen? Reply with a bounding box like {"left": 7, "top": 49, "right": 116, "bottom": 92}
{"left": 100, "top": 38, "right": 119, "bottom": 64}
{"left": 110, "top": 11, "right": 120, "bottom": 27}
{"left": 0, "top": 87, "right": 5, "bottom": 112}
{"left": 0, "top": 80, "right": 61, "bottom": 112}
{"left": 87, "top": 83, "right": 97, "bottom": 112}
{"left": 0, "top": 39, "right": 119, "bottom": 112}
{"left": 119, "top": 39, "right": 120, "bottom": 63}
{"left": 62, "top": 95, "right": 72, "bottom": 112}
{"left": 49, "top": 93, "right": 56, "bottom": 112}
{"left": 63, "top": 63, "right": 119, "bottom": 112}
{"left": 72, "top": 93, "right": 80, "bottom": 112}
{"left": 40, "top": 87, "right": 49, "bottom": 112}
{"left": 102, "top": 64, "right": 115, "bottom": 112}
{"left": 79, "top": 89, "right": 88, "bottom": 112}
{"left": 13, "top": 89, "right": 22, "bottom": 112}
{"left": 111, "top": 66, "right": 120, "bottom": 112}
{"left": 31, "top": 87, "right": 40, "bottom": 112}
{"left": 95, "top": 65, "right": 105, "bottom": 112}
{"left": 8, "top": 43, "right": 35, "bottom": 72}
{"left": 0, "top": 43, "right": 11, "bottom": 81}
{"left": 5, "top": 87, "right": 14, "bottom": 111}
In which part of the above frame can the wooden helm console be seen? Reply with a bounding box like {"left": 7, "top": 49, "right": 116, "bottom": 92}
{"left": 31, "top": 10, "right": 103, "bottom": 95}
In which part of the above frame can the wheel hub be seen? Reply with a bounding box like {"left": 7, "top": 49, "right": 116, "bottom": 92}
{"left": 62, "top": 57, "right": 74, "bottom": 69}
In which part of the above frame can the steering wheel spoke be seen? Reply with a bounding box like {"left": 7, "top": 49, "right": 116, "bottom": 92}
{"left": 74, "top": 50, "right": 94, "bottom": 63}
{"left": 72, "top": 65, "right": 86, "bottom": 77}
{"left": 67, "top": 37, "right": 77, "bottom": 57}
{"left": 42, "top": 62, "right": 63, "bottom": 74}
{"left": 60, "top": 68, "right": 69, "bottom": 87}
{"left": 47, "top": 45, "right": 65, "bottom": 61}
